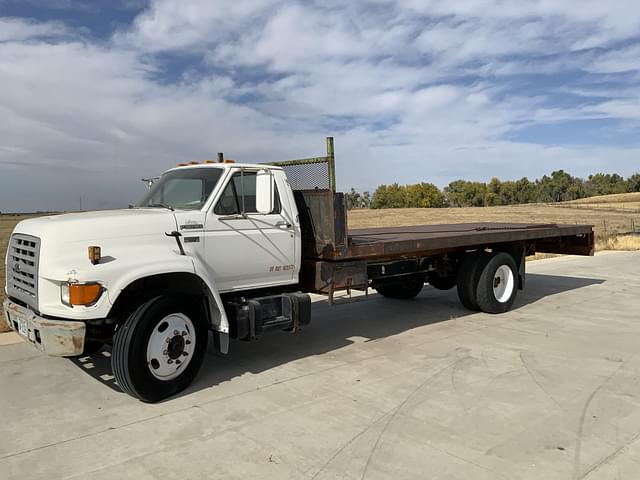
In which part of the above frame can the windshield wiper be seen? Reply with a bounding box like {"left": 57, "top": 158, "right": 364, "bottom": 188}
{"left": 145, "top": 203, "right": 175, "bottom": 211}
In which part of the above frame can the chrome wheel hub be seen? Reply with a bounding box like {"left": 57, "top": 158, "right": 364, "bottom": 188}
{"left": 493, "top": 265, "right": 515, "bottom": 303}
{"left": 146, "top": 313, "right": 195, "bottom": 381}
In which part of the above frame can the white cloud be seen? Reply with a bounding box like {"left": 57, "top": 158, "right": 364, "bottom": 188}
{"left": 2, "top": 0, "right": 640, "bottom": 211}
{"left": 0, "top": 17, "right": 68, "bottom": 42}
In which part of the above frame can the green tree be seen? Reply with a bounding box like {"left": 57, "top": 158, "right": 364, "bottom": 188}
{"left": 535, "top": 170, "right": 584, "bottom": 202}
{"left": 346, "top": 188, "right": 373, "bottom": 209}
{"left": 626, "top": 173, "right": 640, "bottom": 192}
{"left": 371, "top": 183, "right": 405, "bottom": 208}
{"left": 514, "top": 177, "right": 536, "bottom": 203}
{"left": 485, "top": 177, "right": 502, "bottom": 206}
{"left": 405, "top": 183, "right": 445, "bottom": 208}
{"left": 345, "top": 188, "right": 361, "bottom": 210}
{"left": 361, "top": 191, "right": 372, "bottom": 208}
{"left": 585, "top": 173, "right": 627, "bottom": 196}
{"left": 444, "top": 180, "right": 487, "bottom": 207}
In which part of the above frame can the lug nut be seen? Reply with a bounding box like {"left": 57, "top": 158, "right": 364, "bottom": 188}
{"left": 163, "top": 350, "right": 168, "bottom": 355}
{"left": 173, "top": 330, "right": 179, "bottom": 335}
{"left": 166, "top": 337, "right": 171, "bottom": 343}
{"left": 175, "top": 359, "right": 181, "bottom": 365}
{"left": 181, "top": 331, "right": 187, "bottom": 336}
{"left": 182, "top": 352, "right": 188, "bottom": 357}
{"left": 168, "top": 359, "right": 174, "bottom": 364}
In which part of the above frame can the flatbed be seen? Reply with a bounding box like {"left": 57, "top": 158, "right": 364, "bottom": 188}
{"left": 340, "top": 223, "right": 593, "bottom": 260}
{"left": 275, "top": 141, "right": 594, "bottom": 302}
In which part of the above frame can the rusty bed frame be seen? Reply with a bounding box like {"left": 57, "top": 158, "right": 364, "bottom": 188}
{"left": 265, "top": 138, "right": 595, "bottom": 302}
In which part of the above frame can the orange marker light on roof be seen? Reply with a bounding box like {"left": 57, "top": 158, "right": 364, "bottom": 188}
{"left": 189, "top": 161, "right": 199, "bottom": 165}
{"left": 223, "top": 159, "right": 236, "bottom": 164}
{"left": 204, "top": 160, "right": 216, "bottom": 164}
{"left": 176, "top": 163, "right": 188, "bottom": 167}
{"left": 88, "top": 246, "right": 101, "bottom": 265}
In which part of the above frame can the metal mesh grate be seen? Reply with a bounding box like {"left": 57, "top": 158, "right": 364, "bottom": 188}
{"left": 279, "top": 161, "right": 330, "bottom": 191}
{"left": 264, "top": 137, "right": 336, "bottom": 192}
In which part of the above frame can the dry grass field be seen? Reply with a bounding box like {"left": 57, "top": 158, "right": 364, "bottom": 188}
{"left": 1, "top": 194, "right": 639, "bottom": 315}
{"left": 560, "top": 191, "right": 640, "bottom": 213}
{"left": 348, "top": 202, "right": 640, "bottom": 238}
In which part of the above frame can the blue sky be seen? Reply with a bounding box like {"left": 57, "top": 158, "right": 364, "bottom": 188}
{"left": 1, "top": 0, "right": 640, "bottom": 211}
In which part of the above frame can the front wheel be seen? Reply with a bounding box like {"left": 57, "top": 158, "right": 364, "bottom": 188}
{"left": 112, "top": 296, "right": 208, "bottom": 402}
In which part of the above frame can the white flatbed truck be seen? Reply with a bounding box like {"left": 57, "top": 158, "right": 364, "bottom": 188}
{"left": 3, "top": 138, "right": 594, "bottom": 402}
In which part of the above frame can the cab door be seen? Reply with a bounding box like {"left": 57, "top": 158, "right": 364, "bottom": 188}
{"left": 203, "top": 169, "right": 296, "bottom": 292}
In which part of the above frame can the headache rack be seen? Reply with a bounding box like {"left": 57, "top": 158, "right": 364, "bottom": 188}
{"left": 265, "top": 137, "right": 337, "bottom": 192}
{"left": 264, "top": 137, "right": 349, "bottom": 261}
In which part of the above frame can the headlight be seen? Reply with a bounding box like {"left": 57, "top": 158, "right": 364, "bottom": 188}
{"left": 61, "top": 282, "right": 103, "bottom": 307}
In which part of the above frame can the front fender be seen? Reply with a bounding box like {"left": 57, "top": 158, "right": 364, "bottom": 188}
{"left": 108, "top": 257, "right": 229, "bottom": 334}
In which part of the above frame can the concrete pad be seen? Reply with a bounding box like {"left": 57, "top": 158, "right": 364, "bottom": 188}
{"left": 0, "top": 332, "right": 23, "bottom": 346}
{"left": 1, "top": 251, "right": 640, "bottom": 480}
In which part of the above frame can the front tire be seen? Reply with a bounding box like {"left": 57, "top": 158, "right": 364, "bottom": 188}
{"left": 112, "top": 296, "right": 208, "bottom": 402}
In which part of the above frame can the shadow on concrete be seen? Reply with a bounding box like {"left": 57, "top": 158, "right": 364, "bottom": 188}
{"left": 69, "top": 272, "right": 605, "bottom": 399}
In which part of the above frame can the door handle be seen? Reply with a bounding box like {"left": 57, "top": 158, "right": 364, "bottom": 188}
{"left": 275, "top": 221, "right": 292, "bottom": 228}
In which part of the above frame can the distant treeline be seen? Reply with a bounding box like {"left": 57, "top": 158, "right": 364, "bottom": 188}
{"left": 346, "top": 171, "right": 640, "bottom": 209}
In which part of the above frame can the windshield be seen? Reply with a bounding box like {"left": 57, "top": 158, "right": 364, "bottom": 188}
{"left": 136, "top": 167, "right": 224, "bottom": 210}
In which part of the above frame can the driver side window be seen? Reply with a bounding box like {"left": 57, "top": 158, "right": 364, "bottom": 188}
{"left": 214, "top": 171, "right": 281, "bottom": 215}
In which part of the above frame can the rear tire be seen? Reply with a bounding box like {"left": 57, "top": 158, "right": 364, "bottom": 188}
{"left": 476, "top": 252, "right": 518, "bottom": 314}
{"left": 456, "top": 252, "right": 490, "bottom": 310}
{"left": 112, "top": 296, "right": 208, "bottom": 402}
{"left": 427, "top": 274, "right": 457, "bottom": 290}
{"left": 375, "top": 275, "right": 425, "bottom": 299}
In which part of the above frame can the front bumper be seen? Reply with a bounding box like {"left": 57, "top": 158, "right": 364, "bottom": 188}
{"left": 2, "top": 298, "right": 86, "bottom": 356}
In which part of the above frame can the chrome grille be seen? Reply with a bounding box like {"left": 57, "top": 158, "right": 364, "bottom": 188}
{"left": 6, "top": 233, "right": 40, "bottom": 310}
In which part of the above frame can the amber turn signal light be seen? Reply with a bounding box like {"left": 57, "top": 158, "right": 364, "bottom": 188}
{"left": 88, "top": 246, "right": 101, "bottom": 265}
{"left": 69, "top": 283, "right": 102, "bottom": 306}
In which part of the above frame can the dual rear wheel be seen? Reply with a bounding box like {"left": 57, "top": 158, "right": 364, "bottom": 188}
{"left": 457, "top": 252, "right": 518, "bottom": 313}
{"left": 375, "top": 251, "right": 519, "bottom": 314}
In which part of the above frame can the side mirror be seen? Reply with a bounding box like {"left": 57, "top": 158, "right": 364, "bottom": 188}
{"left": 255, "top": 170, "right": 275, "bottom": 214}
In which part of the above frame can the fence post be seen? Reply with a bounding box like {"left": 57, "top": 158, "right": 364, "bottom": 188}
{"left": 326, "top": 136, "right": 336, "bottom": 192}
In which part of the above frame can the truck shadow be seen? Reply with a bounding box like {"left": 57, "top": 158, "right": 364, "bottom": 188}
{"left": 70, "top": 272, "right": 604, "bottom": 398}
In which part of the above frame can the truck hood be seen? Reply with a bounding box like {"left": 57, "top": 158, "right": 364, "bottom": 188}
{"left": 13, "top": 208, "right": 178, "bottom": 242}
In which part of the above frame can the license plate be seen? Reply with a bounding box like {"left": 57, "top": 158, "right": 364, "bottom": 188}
{"left": 16, "top": 317, "right": 28, "bottom": 337}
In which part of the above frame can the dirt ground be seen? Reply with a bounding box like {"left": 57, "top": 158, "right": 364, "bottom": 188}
{"left": 347, "top": 203, "right": 640, "bottom": 237}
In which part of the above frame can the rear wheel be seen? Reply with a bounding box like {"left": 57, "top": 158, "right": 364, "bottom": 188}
{"left": 375, "top": 275, "right": 425, "bottom": 299}
{"left": 476, "top": 252, "right": 518, "bottom": 314}
{"left": 427, "top": 274, "right": 457, "bottom": 290}
{"left": 456, "top": 252, "right": 490, "bottom": 310}
{"left": 112, "top": 296, "right": 208, "bottom": 402}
